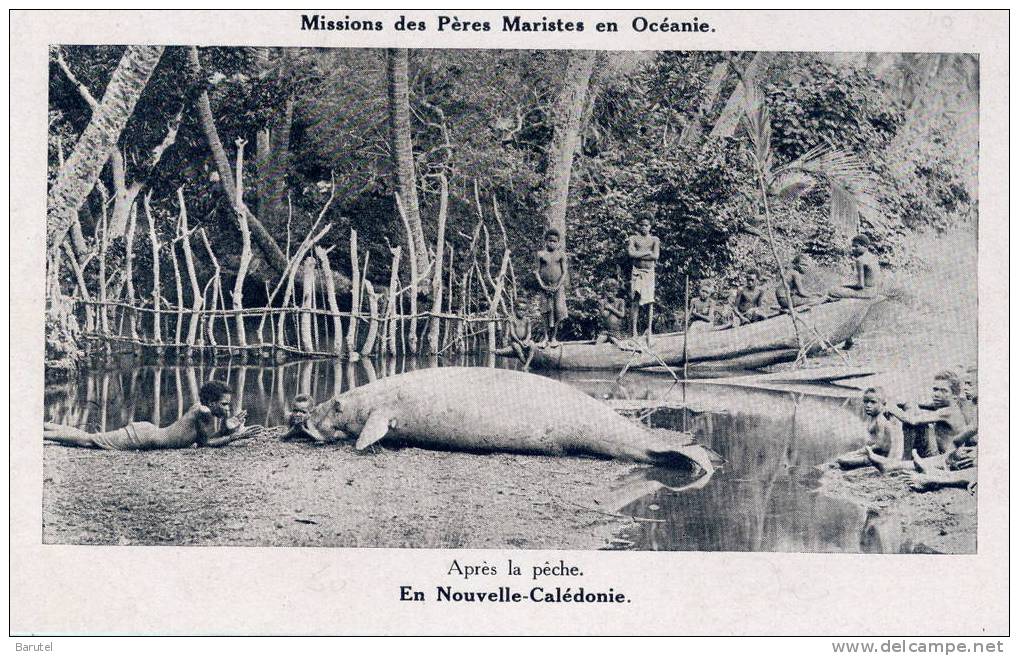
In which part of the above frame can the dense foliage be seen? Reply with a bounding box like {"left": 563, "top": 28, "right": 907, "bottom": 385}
{"left": 48, "top": 47, "right": 977, "bottom": 340}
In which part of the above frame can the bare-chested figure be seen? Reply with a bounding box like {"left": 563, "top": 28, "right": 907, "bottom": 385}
{"left": 836, "top": 387, "right": 904, "bottom": 469}
{"left": 866, "top": 370, "right": 968, "bottom": 472}
{"left": 736, "top": 270, "right": 769, "bottom": 322}
{"left": 44, "top": 380, "right": 253, "bottom": 450}
{"left": 830, "top": 234, "right": 882, "bottom": 299}
{"left": 627, "top": 218, "right": 660, "bottom": 337}
{"left": 775, "top": 253, "right": 823, "bottom": 311}
{"left": 534, "top": 227, "right": 568, "bottom": 347}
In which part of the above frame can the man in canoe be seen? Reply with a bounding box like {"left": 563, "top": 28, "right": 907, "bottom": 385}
{"left": 44, "top": 380, "right": 254, "bottom": 450}
{"left": 626, "top": 218, "right": 660, "bottom": 337}
{"left": 736, "top": 270, "right": 769, "bottom": 322}
{"left": 775, "top": 253, "right": 824, "bottom": 312}
{"left": 829, "top": 234, "right": 882, "bottom": 299}
{"left": 594, "top": 278, "right": 632, "bottom": 349}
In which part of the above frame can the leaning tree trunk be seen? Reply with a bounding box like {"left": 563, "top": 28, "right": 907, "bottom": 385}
{"left": 543, "top": 50, "right": 596, "bottom": 242}
{"left": 47, "top": 45, "right": 165, "bottom": 259}
{"left": 187, "top": 46, "right": 290, "bottom": 280}
{"left": 386, "top": 48, "right": 429, "bottom": 276}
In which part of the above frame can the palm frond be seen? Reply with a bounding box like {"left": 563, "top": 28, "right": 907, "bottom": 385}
{"left": 739, "top": 82, "right": 773, "bottom": 175}
{"left": 771, "top": 146, "right": 886, "bottom": 233}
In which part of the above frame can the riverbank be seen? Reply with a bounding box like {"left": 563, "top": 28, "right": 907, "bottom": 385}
{"left": 42, "top": 430, "right": 637, "bottom": 549}
{"left": 800, "top": 225, "right": 978, "bottom": 400}
{"left": 809, "top": 225, "right": 978, "bottom": 553}
{"left": 818, "top": 463, "right": 976, "bottom": 553}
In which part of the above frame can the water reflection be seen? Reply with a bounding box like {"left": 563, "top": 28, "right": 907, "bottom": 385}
{"left": 44, "top": 357, "right": 884, "bottom": 553}
{"left": 565, "top": 372, "right": 874, "bottom": 552}
{"left": 44, "top": 353, "right": 500, "bottom": 431}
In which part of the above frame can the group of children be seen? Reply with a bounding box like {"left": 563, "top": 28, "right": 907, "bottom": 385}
{"left": 837, "top": 368, "right": 978, "bottom": 493}
{"left": 499, "top": 222, "right": 883, "bottom": 368}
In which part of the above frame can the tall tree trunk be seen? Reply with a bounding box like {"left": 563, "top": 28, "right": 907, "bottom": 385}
{"left": 254, "top": 48, "right": 295, "bottom": 227}
{"left": 543, "top": 50, "right": 596, "bottom": 241}
{"left": 47, "top": 45, "right": 165, "bottom": 259}
{"left": 187, "top": 46, "right": 290, "bottom": 279}
{"left": 386, "top": 48, "right": 429, "bottom": 276}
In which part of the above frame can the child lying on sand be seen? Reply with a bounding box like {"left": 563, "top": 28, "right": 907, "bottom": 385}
{"left": 44, "top": 380, "right": 254, "bottom": 450}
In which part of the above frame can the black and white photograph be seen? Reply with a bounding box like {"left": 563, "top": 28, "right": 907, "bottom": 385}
{"left": 41, "top": 41, "right": 981, "bottom": 553}
{"left": 12, "top": 8, "right": 1008, "bottom": 639}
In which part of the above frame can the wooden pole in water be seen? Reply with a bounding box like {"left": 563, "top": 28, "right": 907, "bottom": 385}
{"left": 177, "top": 187, "right": 203, "bottom": 353}
{"left": 299, "top": 255, "right": 317, "bottom": 352}
{"left": 123, "top": 202, "right": 139, "bottom": 341}
{"left": 347, "top": 229, "right": 360, "bottom": 354}
{"left": 143, "top": 193, "right": 162, "bottom": 346}
{"left": 385, "top": 245, "right": 402, "bottom": 357}
{"left": 427, "top": 174, "right": 449, "bottom": 354}
{"left": 360, "top": 280, "right": 380, "bottom": 356}
{"left": 683, "top": 273, "right": 690, "bottom": 379}
{"left": 314, "top": 245, "right": 345, "bottom": 357}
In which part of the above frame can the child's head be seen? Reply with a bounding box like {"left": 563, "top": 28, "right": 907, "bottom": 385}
{"left": 199, "top": 380, "right": 233, "bottom": 418}
{"left": 931, "top": 370, "right": 963, "bottom": 407}
{"left": 698, "top": 282, "right": 714, "bottom": 299}
{"left": 963, "top": 366, "right": 978, "bottom": 402}
{"left": 862, "top": 387, "right": 886, "bottom": 417}
{"left": 714, "top": 287, "right": 731, "bottom": 302}
{"left": 543, "top": 227, "right": 561, "bottom": 251}
{"left": 745, "top": 270, "right": 760, "bottom": 287}
{"left": 851, "top": 234, "right": 871, "bottom": 256}
{"left": 791, "top": 253, "right": 809, "bottom": 273}
{"left": 638, "top": 218, "right": 652, "bottom": 235}
{"left": 514, "top": 296, "right": 529, "bottom": 315}
{"left": 288, "top": 393, "right": 315, "bottom": 426}
{"left": 603, "top": 278, "right": 621, "bottom": 294}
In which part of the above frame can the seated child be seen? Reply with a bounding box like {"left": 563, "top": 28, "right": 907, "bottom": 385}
{"left": 837, "top": 387, "right": 904, "bottom": 469}
{"left": 866, "top": 370, "right": 968, "bottom": 472}
{"left": 961, "top": 366, "right": 978, "bottom": 426}
{"left": 775, "top": 253, "right": 823, "bottom": 311}
{"left": 736, "top": 270, "right": 769, "bottom": 322}
{"left": 281, "top": 393, "right": 330, "bottom": 443}
{"left": 595, "top": 279, "right": 632, "bottom": 349}
{"left": 829, "top": 234, "right": 881, "bottom": 299}
{"left": 688, "top": 282, "right": 715, "bottom": 332}
{"left": 44, "top": 380, "right": 253, "bottom": 450}
{"left": 909, "top": 368, "right": 978, "bottom": 492}
{"left": 712, "top": 287, "right": 742, "bottom": 330}
{"left": 503, "top": 297, "right": 536, "bottom": 369}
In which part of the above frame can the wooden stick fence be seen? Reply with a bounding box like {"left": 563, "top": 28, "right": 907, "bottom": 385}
{"left": 58, "top": 175, "right": 519, "bottom": 364}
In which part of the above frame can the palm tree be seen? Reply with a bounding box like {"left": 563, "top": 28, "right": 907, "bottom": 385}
{"left": 47, "top": 45, "right": 165, "bottom": 260}
{"left": 387, "top": 48, "right": 430, "bottom": 276}
{"left": 739, "top": 82, "right": 878, "bottom": 360}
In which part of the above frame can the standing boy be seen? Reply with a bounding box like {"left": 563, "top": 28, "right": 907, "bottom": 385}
{"left": 534, "top": 227, "right": 568, "bottom": 348}
{"left": 626, "top": 218, "right": 660, "bottom": 337}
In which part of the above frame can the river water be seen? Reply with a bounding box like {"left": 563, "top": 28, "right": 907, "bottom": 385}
{"left": 44, "top": 355, "right": 880, "bottom": 553}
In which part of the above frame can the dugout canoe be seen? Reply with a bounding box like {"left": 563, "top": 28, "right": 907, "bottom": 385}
{"left": 514, "top": 297, "right": 881, "bottom": 372}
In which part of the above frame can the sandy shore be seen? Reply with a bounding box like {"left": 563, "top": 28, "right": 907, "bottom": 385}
{"left": 43, "top": 429, "right": 638, "bottom": 549}
{"left": 818, "top": 462, "right": 976, "bottom": 554}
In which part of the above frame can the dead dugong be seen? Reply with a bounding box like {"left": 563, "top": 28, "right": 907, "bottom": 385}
{"left": 307, "top": 367, "right": 714, "bottom": 473}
